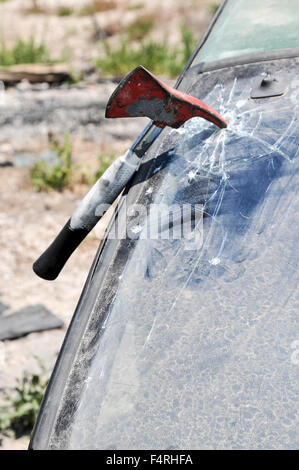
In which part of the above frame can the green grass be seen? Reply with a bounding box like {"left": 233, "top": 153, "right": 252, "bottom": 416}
{"left": 180, "top": 24, "right": 197, "bottom": 65}
{"left": 0, "top": 359, "right": 49, "bottom": 438}
{"left": 209, "top": 2, "right": 221, "bottom": 16}
{"left": 0, "top": 36, "right": 50, "bottom": 66}
{"left": 125, "top": 15, "right": 155, "bottom": 41}
{"left": 30, "top": 134, "right": 73, "bottom": 192}
{"left": 57, "top": 6, "right": 74, "bottom": 17}
{"left": 94, "top": 153, "right": 115, "bottom": 181}
{"left": 96, "top": 24, "right": 197, "bottom": 77}
{"left": 30, "top": 134, "right": 116, "bottom": 191}
{"left": 78, "top": 0, "right": 117, "bottom": 16}
{"left": 126, "top": 2, "right": 144, "bottom": 11}
{"left": 78, "top": 153, "right": 116, "bottom": 186}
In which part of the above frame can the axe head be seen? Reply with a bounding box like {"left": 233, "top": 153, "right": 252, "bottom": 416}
{"left": 105, "top": 65, "right": 227, "bottom": 129}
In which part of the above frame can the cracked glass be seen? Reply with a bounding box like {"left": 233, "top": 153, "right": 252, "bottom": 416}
{"left": 50, "top": 65, "right": 299, "bottom": 449}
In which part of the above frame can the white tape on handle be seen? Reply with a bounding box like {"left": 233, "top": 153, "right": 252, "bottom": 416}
{"left": 70, "top": 150, "right": 140, "bottom": 231}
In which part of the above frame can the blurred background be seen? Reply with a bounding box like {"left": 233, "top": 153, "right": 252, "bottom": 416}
{"left": 0, "top": 0, "right": 218, "bottom": 449}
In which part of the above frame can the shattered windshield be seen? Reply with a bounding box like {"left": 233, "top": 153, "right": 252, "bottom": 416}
{"left": 194, "top": 0, "right": 299, "bottom": 64}
{"left": 50, "top": 59, "right": 299, "bottom": 449}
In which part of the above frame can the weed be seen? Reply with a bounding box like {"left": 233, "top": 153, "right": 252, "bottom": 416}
{"left": 96, "top": 25, "right": 197, "bottom": 77}
{"left": 209, "top": 2, "right": 221, "bottom": 16}
{"left": 57, "top": 6, "right": 74, "bottom": 17}
{"left": 74, "top": 154, "right": 115, "bottom": 186}
{"left": 126, "top": 2, "right": 144, "bottom": 11}
{"left": 94, "top": 153, "right": 115, "bottom": 181}
{"left": 79, "top": 0, "right": 117, "bottom": 16}
{"left": 30, "top": 137, "right": 115, "bottom": 191}
{"left": 0, "top": 37, "right": 50, "bottom": 66}
{"left": 30, "top": 134, "right": 73, "bottom": 192}
{"left": 180, "top": 23, "right": 197, "bottom": 65}
{"left": 0, "top": 358, "right": 49, "bottom": 438}
{"left": 77, "top": 166, "right": 94, "bottom": 186}
{"left": 126, "top": 15, "right": 155, "bottom": 41}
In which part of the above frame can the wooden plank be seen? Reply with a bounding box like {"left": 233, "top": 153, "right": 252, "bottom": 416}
{"left": 0, "top": 64, "right": 72, "bottom": 84}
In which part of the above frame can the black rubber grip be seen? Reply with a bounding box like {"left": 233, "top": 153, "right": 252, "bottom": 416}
{"left": 33, "top": 219, "right": 90, "bottom": 280}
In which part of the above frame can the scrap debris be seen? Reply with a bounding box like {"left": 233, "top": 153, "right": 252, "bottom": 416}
{"left": 0, "top": 304, "right": 63, "bottom": 341}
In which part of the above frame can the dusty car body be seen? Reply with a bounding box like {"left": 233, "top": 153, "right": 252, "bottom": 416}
{"left": 30, "top": 0, "right": 299, "bottom": 449}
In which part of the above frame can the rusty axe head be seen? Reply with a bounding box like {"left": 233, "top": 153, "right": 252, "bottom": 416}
{"left": 105, "top": 65, "right": 227, "bottom": 129}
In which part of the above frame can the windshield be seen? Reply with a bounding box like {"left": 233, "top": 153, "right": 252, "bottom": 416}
{"left": 193, "top": 0, "right": 299, "bottom": 64}
{"left": 48, "top": 60, "right": 299, "bottom": 449}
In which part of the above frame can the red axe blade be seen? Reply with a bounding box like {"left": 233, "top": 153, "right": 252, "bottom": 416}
{"left": 105, "top": 65, "right": 227, "bottom": 129}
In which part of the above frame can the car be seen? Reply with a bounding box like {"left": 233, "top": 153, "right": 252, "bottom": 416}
{"left": 30, "top": 0, "right": 299, "bottom": 450}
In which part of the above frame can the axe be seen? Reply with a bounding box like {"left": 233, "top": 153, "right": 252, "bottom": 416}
{"left": 33, "top": 66, "right": 227, "bottom": 280}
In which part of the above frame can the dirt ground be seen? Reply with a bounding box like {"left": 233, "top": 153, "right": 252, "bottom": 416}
{"left": 0, "top": 0, "right": 216, "bottom": 450}
{"left": 0, "top": 166, "right": 101, "bottom": 449}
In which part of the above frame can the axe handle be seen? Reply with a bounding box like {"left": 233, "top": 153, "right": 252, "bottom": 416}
{"left": 33, "top": 149, "right": 141, "bottom": 280}
{"left": 33, "top": 219, "right": 89, "bottom": 280}
{"left": 33, "top": 125, "right": 162, "bottom": 280}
